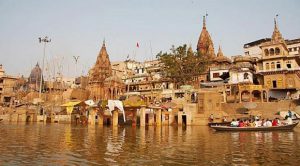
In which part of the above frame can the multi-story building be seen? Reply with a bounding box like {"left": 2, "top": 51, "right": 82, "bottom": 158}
{"left": 256, "top": 19, "right": 300, "bottom": 99}
{"left": 112, "top": 59, "right": 173, "bottom": 102}
{"left": 229, "top": 55, "right": 256, "bottom": 84}
{"left": 0, "top": 64, "right": 19, "bottom": 106}
{"left": 244, "top": 38, "right": 300, "bottom": 59}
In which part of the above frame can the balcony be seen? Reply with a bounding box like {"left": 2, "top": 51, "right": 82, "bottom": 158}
{"left": 257, "top": 67, "right": 300, "bottom": 73}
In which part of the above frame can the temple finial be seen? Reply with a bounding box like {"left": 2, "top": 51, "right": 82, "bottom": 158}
{"left": 217, "top": 45, "right": 223, "bottom": 57}
{"left": 203, "top": 15, "right": 206, "bottom": 29}
{"left": 103, "top": 38, "right": 106, "bottom": 46}
{"left": 274, "top": 18, "right": 277, "bottom": 29}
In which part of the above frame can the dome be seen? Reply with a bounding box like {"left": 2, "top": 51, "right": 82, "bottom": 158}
{"left": 28, "top": 63, "right": 42, "bottom": 84}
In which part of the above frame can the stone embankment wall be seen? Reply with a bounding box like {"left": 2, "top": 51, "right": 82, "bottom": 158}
{"left": 221, "top": 100, "right": 299, "bottom": 119}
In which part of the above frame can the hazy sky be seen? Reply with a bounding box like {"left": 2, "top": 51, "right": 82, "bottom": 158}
{"left": 0, "top": 0, "right": 299, "bottom": 78}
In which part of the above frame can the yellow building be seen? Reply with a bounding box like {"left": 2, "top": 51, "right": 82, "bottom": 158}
{"left": 0, "top": 64, "right": 19, "bottom": 106}
{"left": 257, "top": 19, "right": 300, "bottom": 99}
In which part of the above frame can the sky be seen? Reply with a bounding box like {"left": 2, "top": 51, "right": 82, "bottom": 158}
{"left": 0, "top": 0, "right": 299, "bottom": 78}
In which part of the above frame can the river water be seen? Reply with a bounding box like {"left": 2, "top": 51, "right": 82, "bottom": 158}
{"left": 0, "top": 123, "right": 300, "bottom": 165}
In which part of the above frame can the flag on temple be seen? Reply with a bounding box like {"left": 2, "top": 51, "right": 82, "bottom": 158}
{"left": 136, "top": 42, "right": 139, "bottom": 48}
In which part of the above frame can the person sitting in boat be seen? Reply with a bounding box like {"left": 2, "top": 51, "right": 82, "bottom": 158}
{"left": 288, "top": 110, "right": 292, "bottom": 118}
{"left": 230, "top": 119, "right": 238, "bottom": 127}
{"left": 249, "top": 119, "right": 255, "bottom": 127}
{"left": 209, "top": 114, "right": 214, "bottom": 122}
{"left": 261, "top": 119, "right": 265, "bottom": 127}
{"left": 223, "top": 116, "right": 228, "bottom": 122}
{"left": 238, "top": 120, "right": 245, "bottom": 127}
{"left": 254, "top": 119, "right": 261, "bottom": 127}
{"left": 272, "top": 118, "right": 278, "bottom": 126}
{"left": 263, "top": 119, "right": 272, "bottom": 127}
{"left": 284, "top": 116, "right": 293, "bottom": 125}
{"left": 277, "top": 118, "right": 281, "bottom": 126}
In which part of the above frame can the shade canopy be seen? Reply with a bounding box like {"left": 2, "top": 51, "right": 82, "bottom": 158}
{"left": 60, "top": 101, "right": 82, "bottom": 107}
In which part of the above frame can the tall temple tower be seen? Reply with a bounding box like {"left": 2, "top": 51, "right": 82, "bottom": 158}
{"left": 88, "top": 41, "right": 124, "bottom": 100}
{"left": 196, "top": 16, "right": 215, "bottom": 57}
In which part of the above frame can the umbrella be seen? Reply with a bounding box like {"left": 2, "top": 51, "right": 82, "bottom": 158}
{"left": 85, "top": 100, "right": 96, "bottom": 107}
{"left": 123, "top": 95, "right": 146, "bottom": 107}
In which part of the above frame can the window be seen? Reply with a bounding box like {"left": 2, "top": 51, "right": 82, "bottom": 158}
{"left": 294, "top": 47, "right": 298, "bottom": 51}
{"left": 275, "top": 47, "right": 280, "bottom": 55}
{"left": 270, "top": 48, "right": 275, "bottom": 56}
{"left": 286, "top": 61, "right": 292, "bottom": 69}
{"left": 271, "top": 62, "right": 275, "bottom": 69}
{"left": 276, "top": 62, "right": 281, "bottom": 69}
{"left": 266, "top": 63, "right": 270, "bottom": 70}
{"left": 244, "top": 73, "right": 249, "bottom": 79}
{"left": 245, "top": 51, "right": 249, "bottom": 55}
{"left": 289, "top": 48, "right": 292, "bottom": 52}
{"left": 213, "top": 73, "right": 220, "bottom": 78}
{"left": 264, "top": 49, "right": 269, "bottom": 56}
{"left": 272, "top": 80, "right": 277, "bottom": 88}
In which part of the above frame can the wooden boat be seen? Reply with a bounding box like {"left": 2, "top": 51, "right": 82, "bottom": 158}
{"left": 208, "top": 122, "right": 231, "bottom": 127}
{"left": 211, "top": 121, "right": 299, "bottom": 131}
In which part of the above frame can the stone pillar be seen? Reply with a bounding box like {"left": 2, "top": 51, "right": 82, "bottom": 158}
{"left": 169, "top": 111, "right": 174, "bottom": 126}
{"left": 148, "top": 111, "right": 154, "bottom": 126}
{"left": 156, "top": 109, "right": 161, "bottom": 126}
{"left": 140, "top": 106, "right": 146, "bottom": 127}
{"left": 132, "top": 109, "right": 137, "bottom": 127}
{"left": 266, "top": 91, "right": 269, "bottom": 102}
{"left": 250, "top": 91, "right": 253, "bottom": 102}
{"left": 239, "top": 91, "right": 242, "bottom": 103}
{"left": 112, "top": 110, "right": 118, "bottom": 127}
{"left": 178, "top": 111, "right": 182, "bottom": 126}
{"left": 98, "top": 113, "right": 103, "bottom": 126}
{"left": 223, "top": 90, "right": 227, "bottom": 103}
{"left": 261, "top": 91, "right": 264, "bottom": 102}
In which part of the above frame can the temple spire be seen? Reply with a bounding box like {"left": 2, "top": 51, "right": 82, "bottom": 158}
{"left": 196, "top": 15, "right": 215, "bottom": 57}
{"left": 271, "top": 16, "right": 285, "bottom": 44}
{"left": 274, "top": 18, "right": 278, "bottom": 31}
{"left": 187, "top": 45, "right": 193, "bottom": 55}
{"left": 203, "top": 15, "right": 206, "bottom": 29}
{"left": 102, "top": 38, "right": 106, "bottom": 47}
{"left": 217, "top": 45, "right": 224, "bottom": 57}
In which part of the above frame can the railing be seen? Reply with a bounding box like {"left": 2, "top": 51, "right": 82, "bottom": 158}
{"left": 257, "top": 68, "right": 300, "bottom": 73}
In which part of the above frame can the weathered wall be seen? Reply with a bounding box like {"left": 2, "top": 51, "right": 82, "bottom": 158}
{"left": 221, "top": 100, "right": 297, "bottom": 119}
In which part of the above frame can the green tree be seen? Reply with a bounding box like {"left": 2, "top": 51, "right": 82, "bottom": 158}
{"left": 157, "top": 44, "right": 210, "bottom": 85}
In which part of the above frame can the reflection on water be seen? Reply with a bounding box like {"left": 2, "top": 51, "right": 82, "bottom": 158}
{"left": 0, "top": 123, "right": 300, "bottom": 165}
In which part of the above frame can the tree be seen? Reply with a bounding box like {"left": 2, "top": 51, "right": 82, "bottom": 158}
{"left": 157, "top": 44, "right": 210, "bottom": 85}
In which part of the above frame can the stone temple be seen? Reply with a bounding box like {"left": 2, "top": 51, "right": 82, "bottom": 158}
{"left": 87, "top": 41, "right": 124, "bottom": 100}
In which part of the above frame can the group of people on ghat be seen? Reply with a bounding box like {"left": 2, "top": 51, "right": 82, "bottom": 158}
{"left": 230, "top": 117, "right": 293, "bottom": 127}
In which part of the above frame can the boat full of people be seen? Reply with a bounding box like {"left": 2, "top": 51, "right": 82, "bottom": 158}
{"left": 211, "top": 117, "right": 299, "bottom": 131}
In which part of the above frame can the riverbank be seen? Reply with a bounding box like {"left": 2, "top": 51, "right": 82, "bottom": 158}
{"left": 1, "top": 100, "right": 299, "bottom": 126}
